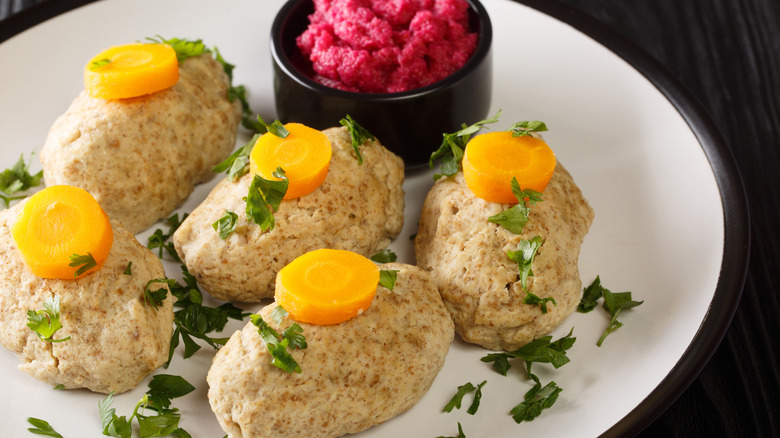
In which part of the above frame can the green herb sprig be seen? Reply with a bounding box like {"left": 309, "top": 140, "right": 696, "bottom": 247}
{"left": 0, "top": 153, "right": 43, "bottom": 208}
{"left": 429, "top": 110, "right": 502, "bottom": 180}
{"left": 508, "top": 120, "right": 548, "bottom": 137}
{"left": 577, "top": 276, "right": 643, "bottom": 346}
{"left": 436, "top": 422, "right": 466, "bottom": 438}
{"left": 487, "top": 177, "right": 543, "bottom": 235}
{"left": 378, "top": 269, "right": 399, "bottom": 291}
{"left": 339, "top": 114, "right": 375, "bottom": 164}
{"left": 99, "top": 374, "right": 195, "bottom": 438}
{"left": 369, "top": 249, "right": 397, "bottom": 263}
{"left": 147, "top": 212, "right": 188, "bottom": 262}
{"left": 26, "top": 296, "right": 70, "bottom": 343}
{"left": 251, "top": 306, "right": 307, "bottom": 373}
{"left": 165, "top": 265, "right": 248, "bottom": 367}
{"left": 69, "top": 252, "right": 97, "bottom": 277}
{"left": 212, "top": 210, "right": 238, "bottom": 239}
{"left": 212, "top": 133, "right": 260, "bottom": 181}
{"left": 245, "top": 168, "right": 288, "bottom": 232}
{"left": 481, "top": 329, "right": 575, "bottom": 422}
{"left": 26, "top": 417, "right": 63, "bottom": 437}
{"left": 442, "top": 380, "right": 487, "bottom": 415}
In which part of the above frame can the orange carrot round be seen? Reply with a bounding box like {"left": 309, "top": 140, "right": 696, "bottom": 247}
{"left": 462, "top": 131, "right": 556, "bottom": 203}
{"left": 84, "top": 43, "right": 179, "bottom": 99}
{"left": 11, "top": 185, "right": 113, "bottom": 279}
{"left": 249, "top": 123, "right": 332, "bottom": 199}
{"left": 275, "top": 249, "right": 379, "bottom": 325}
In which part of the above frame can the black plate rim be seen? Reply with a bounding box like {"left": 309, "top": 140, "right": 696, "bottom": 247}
{"left": 0, "top": 1, "right": 751, "bottom": 437}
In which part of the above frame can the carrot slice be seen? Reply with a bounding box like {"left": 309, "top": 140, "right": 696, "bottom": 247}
{"left": 275, "top": 249, "right": 379, "bottom": 325}
{"left": 11, "top": 185, "right": 113, "bottom": 279}
{"left": 462, "top": 131, "right": 556, "bottom": 203}
{"left": 84, "top": 43, "right": 179, "bottom": 99}
{"left": 249, "top": 123, "right": 332, "bottom": 199}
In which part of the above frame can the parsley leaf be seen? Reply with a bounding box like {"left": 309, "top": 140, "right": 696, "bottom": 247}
{"left": 26, "top": 417, "right": 63, "bottom": 437}
{"left": 227, "top": 85, "right": 263, "bottom": 132}
{"left": 147, "top": 212, "right": 188, "bottom": 262}
{"left": 487, "top": 178, "right": 543, "bottom": 234}
{"left": 507, "top": 235, "right": 544, "bottom": 293}
{"left": 69, "top": 252, "right": 97, "bottom": 277}
{"left": 245, "top": 170, "right": 288, "bottom": 232}
{"left": 143, "top": 278, "right": 171, "bottom": 310}
{"left": 339, "top": 114, "right": 375, "bottom": 164}
{"left": 123, "top": 262, "right": 133, "bottom": 276}
{"left": 442, "top": 382, "right": 475, "bottom": 412}
{"left": 256, "top": 116, "right": 289, "bottom": 138}
{"left": 378, "top": 269, "right": 399, "bottom": 291}
{"left": 467, "top": 380, "right": 487, "bottom": 415}
{"left": 212, "top": 133, "right": 260, "bottom": 181}
{"left": 369, "top": 249, "right": 397, "bottom": 263}
{"left": 509, "top": 380, "right": 562, "bottom": 423}
{"left": 212, "top": 210, "right": 238, "bottom": 239}
{"left": 27, "top": 296, "right": 70, "bottom": 343}
{"left": 442, "top": 380, "right": 487, "bottom": 415}
{"left": 578, "top": 277, "right": 643, "bottom": 346}
{"left": 165, "top": 265, "right": 248, "bottom": 367}
{"left": 0, "top": 153, "right": 43, "bottom": 208}
{"left": 146, "top": 36, "right": 207, "bottom": 63}
{"left": 90, "top": 58, "right": 112, "bottom": 70}
{"left": 522, "top": 291, "right": 557, "bottom": 314}
{"left": 429, "top": 110, "right": 501, "bottom": 180}
{"left": 99, "top": 375, "right": 194, "bottom": 438}
{"left": 577, "top": 275, "right": 603, "bottom": 313}
{"left": 508, "top": 120, "right": 548, "bottom": 137}
{"left": 436, "top": 422, "right": 466, "bottom": 438}
{"left": 480, "top": 329, "right": 576, "bottom": 376}
{"left": 598, "top": 288, "right": 643, "bottom": 346}
{"left": 145, "top": 374, "right": 196, "bottom": 412}
{"left": 250, "top": 309, "right": 307, "bottom": 373}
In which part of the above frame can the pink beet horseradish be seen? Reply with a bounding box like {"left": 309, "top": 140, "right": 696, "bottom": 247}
{"left": 297, "top": 0, "right": 478, "bottom": 93}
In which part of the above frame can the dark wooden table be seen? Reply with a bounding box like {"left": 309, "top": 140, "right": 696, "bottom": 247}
{"left": 2, "top": 0, "right": 777, "bottom": 436}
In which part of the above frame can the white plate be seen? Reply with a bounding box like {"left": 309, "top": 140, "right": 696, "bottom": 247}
{"left": 0, "top": 0, "right": 747, "bottom": 437}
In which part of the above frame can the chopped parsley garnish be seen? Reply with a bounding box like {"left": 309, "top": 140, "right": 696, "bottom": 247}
{"left": 339, "top": 114, "right": 375, "bottom": 164}
{"left": 0, "top": 153, "right": 43, "bottom": 208}
{"left": 27, "top": 296, "right": 70, "bottom": 343}
{"left": 369, "top": 249, "right": 397, "bottom": 263}
{"left": 577, "top": 276, "right": 643, "bottom": 346}
{"left": 481, "top": 329, "right": 575, "bottom": 422}
{"left": 245, "top": 168, "right": 288, "bottom": 232}
{"left": 378, "top": 269, "right": 399, "bottom": 291}
{"left": 436, "top": 422, "right": 466, "bottom": 438}
{"left": 481, "top": 329, "right": 576, "bottom": 378}
{"left": 255, "top": 116, "right": 289, "bottom": 138}
{"left": 442, "top": 380, "right": 487, "bottom": 415}
{"left": 251, "top": 308, "right": 307, "bottom": 373}
{"left": 429, "top": 110, "right": 502, "bottom": 180}
{"left": 577, "top": 275, "right": 603, "bottom": 313}
{"left": 508, "top": 120, "right": 548, "bottom": 137}
{"left": 142, "top": 279, "right": 170, "bottom": 310}
{"left": 99, "top": 374, "right": 195, "bottom": 438}
{"left": 165, "top": 265, "right": 248, "bottom": 367}
{"left": 510, "top": 380, "right": 562, "bottom": 423}
{"left": 147, "top": 212, "right": 188, "bottom": 262}
{"left": 26, "top": 417, "right": 63, "bottom": 437}
{"left": 212, "top": 210, "right": 238, "bottom": 239}
{"left": 123, "top": 262, "right": 133, "bottom": 276}
{"left": 522, "top": 290, "right": 557, "bottom": 314}
{"left": 487, "top": 177, "right": 543, "bottom": 235}
{"left": 69, "top": 252, "right": 97, "bottom": 277}
{"left": 145, "top": 36, "right": 207, "bottom": 63}
{"left": 212, "top": 133, "right": 260, "bottom": 181}
{"left": 227, "top": 85, "right": 261, "bottom": 132}
{"left": 89, "top": 58, "right": 113, "bottom": 70}
{"left": 507, "top": 235, "right": 543, "bottom": 293}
